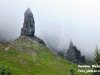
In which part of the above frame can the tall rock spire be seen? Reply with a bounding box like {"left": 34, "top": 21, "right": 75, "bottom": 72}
{"left": 21, "top": 8, "right": 35, "bottom": 36}
{"left": 20, "top": 8, "right": 46, "bottom": 45}
{"left": 65, "top": 40, "right": 85, "bottom": 64}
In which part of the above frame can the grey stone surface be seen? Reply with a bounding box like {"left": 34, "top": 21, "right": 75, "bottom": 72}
{"left": 21, "top": 8, "right": 45, "bottom": 45}
{"left": 65, "top": 41, "right": 85, "bottom": 64}
{"left": 21, "top": 8, "right": 35, "bottom": 36}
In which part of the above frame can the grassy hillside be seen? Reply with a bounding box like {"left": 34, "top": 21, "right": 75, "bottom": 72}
{"left": 0, "top": 36, "right": 91, "bottom": 75}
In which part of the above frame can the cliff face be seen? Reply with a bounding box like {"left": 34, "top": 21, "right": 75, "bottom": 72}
{"left": 65, "top": 41, "right": 85, "bottom": 64}
{"left": 21, "top": 8, "right": 35, "bottom": 36}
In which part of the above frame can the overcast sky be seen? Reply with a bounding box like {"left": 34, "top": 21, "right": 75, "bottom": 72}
{"left": 0, "top": 0, "right": 100, "bottom": 58}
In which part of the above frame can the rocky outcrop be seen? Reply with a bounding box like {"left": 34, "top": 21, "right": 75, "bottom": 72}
{"left": 65, "top": 41, "right": 85, "bottom": 64}
{"left": 21, "top": 8, "right": 35, "bottom": 36}
{"left": 21, "top": 8, "right": 45, "bottom": 45}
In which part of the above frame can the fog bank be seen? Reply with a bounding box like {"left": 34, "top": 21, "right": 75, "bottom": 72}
{"left": 0, "top": 0, "right": 100, "bottom": 59}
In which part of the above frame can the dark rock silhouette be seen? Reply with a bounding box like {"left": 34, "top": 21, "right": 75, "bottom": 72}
{"left": 65, "top": 40, "right": 85, "bottom": 64}
{"left": 57, "top": 51, "right": 64, "bottom": 58}
{"left": 21, "top": 8, "right": 45, "bottom": 45}
{"left": 21, "top": 8, "right": 35, "bottom": 36}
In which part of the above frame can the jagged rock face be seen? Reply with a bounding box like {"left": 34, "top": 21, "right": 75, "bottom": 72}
{"left": 21, "top": 8, "right": 35, "bottom": 36}
{"left": 65, "top": 41, "right": 85, "bottom": 64}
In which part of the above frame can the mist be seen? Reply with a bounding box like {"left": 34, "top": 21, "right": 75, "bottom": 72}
{"left": 0, "top": 0, "right": 100, "bottom": 59}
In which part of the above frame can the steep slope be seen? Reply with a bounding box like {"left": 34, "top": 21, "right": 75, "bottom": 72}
{"left": 0, "top": 36, "right": 91, "bottom": 75}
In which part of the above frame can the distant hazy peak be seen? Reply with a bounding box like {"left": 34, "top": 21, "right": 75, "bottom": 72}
{"left": 69, "top": 40, "right": 73, "bottom": 48}
{"left": 24, "top": 8, "right": 33, "bottom": 17}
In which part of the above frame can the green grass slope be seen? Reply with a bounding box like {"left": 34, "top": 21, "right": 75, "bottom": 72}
{"left": 0, "top": 36, "right": 91, "bottom": 75}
